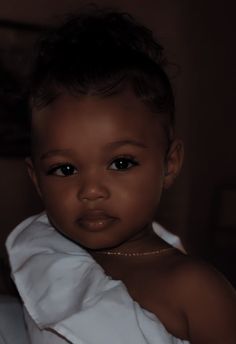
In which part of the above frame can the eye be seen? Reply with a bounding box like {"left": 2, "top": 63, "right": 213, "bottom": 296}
{"left": 47, "top": 164, "right": 78, "bottom": 177}
{"left": 109, "top": 157, "right": 139, "bottom": 171}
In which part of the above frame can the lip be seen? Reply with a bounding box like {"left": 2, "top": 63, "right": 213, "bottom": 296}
{"left": 77, "top": 210, "right": 118, "bottom": 232}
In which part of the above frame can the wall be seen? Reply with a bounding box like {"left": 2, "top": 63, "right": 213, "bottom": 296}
{"left": 180, "top": 2, "right": 236, "bottom": 256}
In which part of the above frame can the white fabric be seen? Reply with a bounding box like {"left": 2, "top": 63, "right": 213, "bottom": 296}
{"left": 152, "top": 222, "right": 186, "bottom": 253}
{"left": 6, "top": 212, "right": 189, "bottom": 344}
{"left": 0, "top": 296, "right": 29, "bottom": 344}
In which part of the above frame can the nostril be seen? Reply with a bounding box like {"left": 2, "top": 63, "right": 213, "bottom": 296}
{"left": 78, "top": 183, "right": 110, "bottom": 202}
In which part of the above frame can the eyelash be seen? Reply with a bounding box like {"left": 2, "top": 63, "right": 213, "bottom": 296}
{"left": 46, "top": 164, "right": 77, "bottom": 177}
{"left": 109, "top": 156, "right": 139, "bottom": 171}
{"left": 46, "top": 156, "right": 139, "bottom": 177}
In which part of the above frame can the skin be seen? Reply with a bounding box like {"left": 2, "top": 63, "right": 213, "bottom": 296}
{"left": 27, "top": 88, "right": 236, "bottom": 343}
{"left": 28, "top": 88, "right": 182, "bottom": 251}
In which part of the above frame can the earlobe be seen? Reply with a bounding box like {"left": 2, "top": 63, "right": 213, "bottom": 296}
{"left": 25, "top": 158, "right": 42, "bottom": 198}
{"left": 163, "top": 139, "right": 184, "bottom": 189}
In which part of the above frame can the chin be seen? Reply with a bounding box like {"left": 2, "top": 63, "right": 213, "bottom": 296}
{"left": 77, "top": 236, "right": 124, "bottom": 251}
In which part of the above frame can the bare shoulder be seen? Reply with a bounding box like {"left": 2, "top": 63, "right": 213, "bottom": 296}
{"left": 169, "top": 253, "right": 236, "bottom": 297}
{"left": 168, "top": 253, "right": 236, "bottom": 343}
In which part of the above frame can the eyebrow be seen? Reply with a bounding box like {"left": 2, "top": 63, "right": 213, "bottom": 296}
{"left": 40, "top": 140, "right": 147, "bottom": 160}
{"left": 105, "top": 140, "right": 148, "bottom": 150}
{"left": 40, "top": 149, "right": 74, "bottom": 160}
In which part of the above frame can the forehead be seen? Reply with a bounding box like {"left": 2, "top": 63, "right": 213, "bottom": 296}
{"left": 31, "top": 89, "right": 165, "bottom": 154}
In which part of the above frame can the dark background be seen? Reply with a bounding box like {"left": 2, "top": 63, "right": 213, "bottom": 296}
{"left": 0, "top": 0, "right": 235, "bottom": 288}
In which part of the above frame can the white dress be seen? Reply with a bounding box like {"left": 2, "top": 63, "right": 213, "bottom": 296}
{"left": 6, "top": 212, "right": 189, "bottom": 344}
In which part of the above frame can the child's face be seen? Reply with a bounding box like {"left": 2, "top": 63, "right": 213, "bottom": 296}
{"left": 28, "top": 88, "right": 182, "bottom": 250}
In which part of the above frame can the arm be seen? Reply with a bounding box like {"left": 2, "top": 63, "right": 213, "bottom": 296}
{"left": 177, "top": 260, "right": 236, "bottom": 344}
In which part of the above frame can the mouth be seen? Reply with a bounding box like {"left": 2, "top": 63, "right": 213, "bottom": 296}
{"left": 77, "top": 211, "right": 118, "bottom": 232}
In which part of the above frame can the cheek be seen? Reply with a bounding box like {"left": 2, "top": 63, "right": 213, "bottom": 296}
{"left": 113, "top": 169, "right": 164, "bottom": 214}
{"left": 39, "top": 187, "right": 79, "bottom": 236}
{"left": 37, "top": 178, "right": 79, "bottom": 215}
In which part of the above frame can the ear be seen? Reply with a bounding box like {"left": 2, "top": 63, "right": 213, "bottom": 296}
{"left": 163, "top": 139, "right": 184, "bottom": 189}
{"left": 25, "top": 157, "right": 42, "bottom": 198}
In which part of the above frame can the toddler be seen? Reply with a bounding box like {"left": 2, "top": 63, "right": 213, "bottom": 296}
{"left": 6, "top": 8, "right": 236, "bottom": 344}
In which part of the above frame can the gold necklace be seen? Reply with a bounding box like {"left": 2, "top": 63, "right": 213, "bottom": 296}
{"left": 95, "top": 247, "right": 175, "bottom": 257}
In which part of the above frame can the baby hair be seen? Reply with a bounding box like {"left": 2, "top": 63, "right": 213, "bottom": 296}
{"left": 29, "top": 7, "right": 175, "bottom": 145}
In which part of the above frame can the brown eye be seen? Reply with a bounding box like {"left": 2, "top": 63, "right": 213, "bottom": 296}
{"left": 47, "top": 164, "right": 78, "bottom": 177}
{"left": 109, "top": 157, "right": 138, "bottom": 171}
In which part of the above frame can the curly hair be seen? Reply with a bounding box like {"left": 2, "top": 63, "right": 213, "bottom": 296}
{"left": 29, "top": 7, "right": 175, "bottom": 142}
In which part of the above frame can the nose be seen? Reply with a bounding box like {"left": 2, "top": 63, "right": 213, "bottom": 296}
{"left": 77, "top": 171, "right": 110, "bottom": 203}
